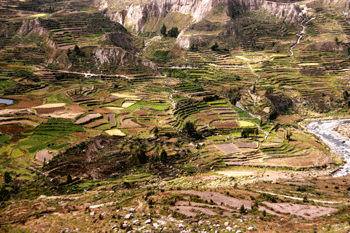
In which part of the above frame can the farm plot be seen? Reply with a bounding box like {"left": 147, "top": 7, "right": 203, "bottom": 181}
{"left": 262, "top": 202, "right": 337, "bottom": 219}
{"left": 16, "top": 120, "right": 85, "bottom": 153}
{"left": 234, "top": 142, "right": 258, "bottom": 148}
{"left": 105, "top": 128, "right": 126, "bottom": 136}
{"left": 238, "top": 120, "right": 255, "bottom": 127}
{"left": 111, "top": 93, "right": 140, "bottom": 100}
{"left": 75, "top": 113, "right": 102, "bottom": 125}
{"left": 211, "top": 120, "right": 239, "bottom": 128}
{"left": 123, "top": 102, "right": 169, "bottom": 111}
{"left": 215, "top": 143, "right": 239, "bottom": 154}
{"left": 168, "top": 190, "right": 337, "bottom": 219}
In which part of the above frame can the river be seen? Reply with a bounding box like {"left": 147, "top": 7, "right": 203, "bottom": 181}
{"left": 306, "top": 119, "right": 350, "bottom": 177}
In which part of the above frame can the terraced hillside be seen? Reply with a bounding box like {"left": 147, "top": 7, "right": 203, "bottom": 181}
{"left": 2, "top": 0, "right": 350, "bottom": 232}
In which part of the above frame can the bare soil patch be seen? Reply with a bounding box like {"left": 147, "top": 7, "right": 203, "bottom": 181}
{"left": 262, "top": 151, "right": 331, "bottom": 167}
{"left": 71, "top": 132, "right": 90, "bottom": 140}
{"left": 133, "top": 110, "right": 148, "bottom": 116}
{"left": 211, "top": 120, "right": 239, "bottom": 128}
{"left": 215, "top": 143, "right": 239, "bottom": 154}
{"left": 33, "top": 103, "right": 66, "bottom": 109}
{"left": 36, "top": 150, "right": 53, "bottom": 163}
{"left": 127, "top": 129, "right": 138, "bottom": 136}
{"left": 234, "top": 142, "right": 258, "bottom": 148}
{"left": 35, "top": 107, "right": 66, "bottom": 114}
{"left": 275, "top": 115, "right": 301, "bottom": 125}
{"left": 177, "top": 191, "right": 252, "bottom": 209}
{"left": 262, "top": 202, "right": 337, "bottom": 219}
{"left": 0, "top": 97, "right": 42, "bottom": 109}
{"left": 41, "top": 111, "right": 84, "bottom": 120}
{"left": 75, "top": 114, "right": 102, "bottom": 125}
{"left": 108, "top": 114, "right": 115, "bottom": 125}
{"left": 0, "top": 124, "right": 34, "bottom": 134}
{"left": 67, "top": 105, "right": 86, "bottom": 112}
{"left": 84, "top": 115, "right": 108, "bottom": 128}
{"left": 169, "top": 205, "right": 219, "bottom": 217}
{"left": 0, "top": 120, "right": 39, "bottom": 127}
{"left": 121, "top": 118, "right": 142, "bottom": 128}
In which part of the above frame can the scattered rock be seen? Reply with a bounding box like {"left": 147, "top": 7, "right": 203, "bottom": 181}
{"left": 132, "top": 220, "right": 140, "bottom": 226}
{"left": 145, "top": 219, "right": 152, "bottom": 224}
{"left": 61, "top": 228, "right": 70, "bottom": 233}
{"left": 101, "top": 212, "right": 108, "bottom": 216}
{"left": 129, "top": 208, "right": 135, "bottom": 213}
{"left": 125, "top": 213, "right": 133, "bottom": 219}
{"left": 224, "top": 222, "right": 229, "bottom": 227}
{"left": 248, "top": 227, "right": 254, "bottom": 231}
{"left": 90, "top": 211, "right": 96, "bottom": 216}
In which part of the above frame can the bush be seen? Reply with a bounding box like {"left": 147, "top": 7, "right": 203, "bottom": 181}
{"left": 160, "top": 149, "right": 167, "bottom": 163}
{"left": 241, "top": 128, "right": 258, "bottom": 138}
{"left": 240, "top": 204, "right": 246, "bottom": 214}
{"left": 211, "top": 42, "right": 219, "bottom": 51}
{"left": 161, "top": 24, "right": 167, "bottom": 36}
{"left": 4, "top": 172, "right": 11, "bottom": 184}
{"left": 168, "top": 27, "right": 179, "bottom": 38}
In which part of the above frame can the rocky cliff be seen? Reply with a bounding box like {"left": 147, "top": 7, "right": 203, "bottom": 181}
{"left": 94, "top": 47, "right": 158, "bottom": 70}
{"left": 103, "top": 0, "right": 301, "bottom": 32}
{"left": 17, "top": 18, "right": 49, "bottom": 36}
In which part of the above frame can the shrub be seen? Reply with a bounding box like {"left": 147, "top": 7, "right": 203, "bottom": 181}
{"left": 211, "top": 42, "right": 219, "bottom": 51}
{"left": 240, "top": 204, "right": 246, "bottom": 214}
{"left": 4, "top": 172, "right": 11, "bottom": 184}
{"left": 161, "top": 24, "right": 167, "bottom": 36}
{"left": 160, "top": 149, "right": 168, "bottom": 163}
{"left": 168, "top": 27, "right": 179, "bottom": 38}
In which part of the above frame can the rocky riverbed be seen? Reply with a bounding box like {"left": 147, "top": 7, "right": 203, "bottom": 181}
{"left": 306, "top": 119, "right": 350, "bottom": 177}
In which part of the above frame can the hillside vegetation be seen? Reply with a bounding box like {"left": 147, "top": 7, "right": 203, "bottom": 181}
{"left": 2, "top": 0, "right": 350, "bottom": 232}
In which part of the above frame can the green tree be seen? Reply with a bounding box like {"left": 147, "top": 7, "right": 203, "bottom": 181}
{"left": 160, "top": 149, "right": 168, "bottom": 163}
{"left": 154, "top": 126, "right": 159, "bottom": 136}
{"left": 168, "top": 27, "right": 179, "bottom": 38}
{"left": 137, "top": 144, "right": 148, "bottom": 164}
{"left": 4, "top": 172, "right": 11, "bottom": 184}
{"left": 286, "top": 131, "right": 292, "bottom": 141}
{"left": 241, "top": 128, "right": 258, "bottom": 138}
{"left": 211, "top": 42, "right": 219, "bottom": 51}
{"left": 239, "top": 204, "right": 246, "bottom": 214}
{"left": 183, "top": 121, "right": 196, "bottom": 136}
{"left": 66, "top": 174, "right": 72, "bottom": 183}
{"left": 160, "top": 24, "right": 167, "bottom": 36}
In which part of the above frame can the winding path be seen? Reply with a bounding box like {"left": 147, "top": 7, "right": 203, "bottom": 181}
{"left": 290, "top": 17, "right": 315, "bottom": 56}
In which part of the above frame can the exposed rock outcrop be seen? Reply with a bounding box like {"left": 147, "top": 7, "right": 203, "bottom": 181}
{"left": 104, "top": 0, "right": 301, "bottom": 33}
{"left": 17, "top": 18, "right": 58, "bottom": 49}
{"left": 94, "top": 47, "right": 158, "bottom": 70}
{"left": 17, "top": 18, "right": 48, "bottom": 36}
{"left": 105, "top": 32, "right": 137, "bottom": 53}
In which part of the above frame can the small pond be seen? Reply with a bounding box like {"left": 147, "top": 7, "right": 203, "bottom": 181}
{"left": 0, "top": 98, "right": 14, "bottom": 105}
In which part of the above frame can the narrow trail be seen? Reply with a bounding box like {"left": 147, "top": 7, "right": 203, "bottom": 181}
{"left": 256, "top": 191, "right": 342, "bottom": 204}
{"left": 290, "top": 17, "right": 315, "bottom": 56}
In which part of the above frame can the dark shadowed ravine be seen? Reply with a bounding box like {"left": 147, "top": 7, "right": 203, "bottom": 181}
{"left": 306, "top": 119, "right": 350, "bottom": 177}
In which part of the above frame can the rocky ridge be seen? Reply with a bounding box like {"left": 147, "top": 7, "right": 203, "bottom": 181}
{"left": 102, "top": 0, "right": 301, "bottom": 49}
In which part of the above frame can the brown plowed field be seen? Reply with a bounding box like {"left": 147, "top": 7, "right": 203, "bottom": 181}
{"left": 211, "top": 120, "right": 239, "bottom": 128}
{"left": 192, "top": 113, "right": 219, "bottom": 120}
{"left": 0, "top": 97, "right": 42, "bottom": 109}
{"left": 35, "top": 107, "right": 66, "bottom": 114}
{"left": 67, "top": 105, "right": 86, "bottom": 112}
{"left": 84, "top": 115, "right": 108, "bottom": 128}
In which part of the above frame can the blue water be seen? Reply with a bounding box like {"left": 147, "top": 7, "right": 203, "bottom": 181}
{"left": 0, "top": 98, "right": 14, "bottom": 105}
